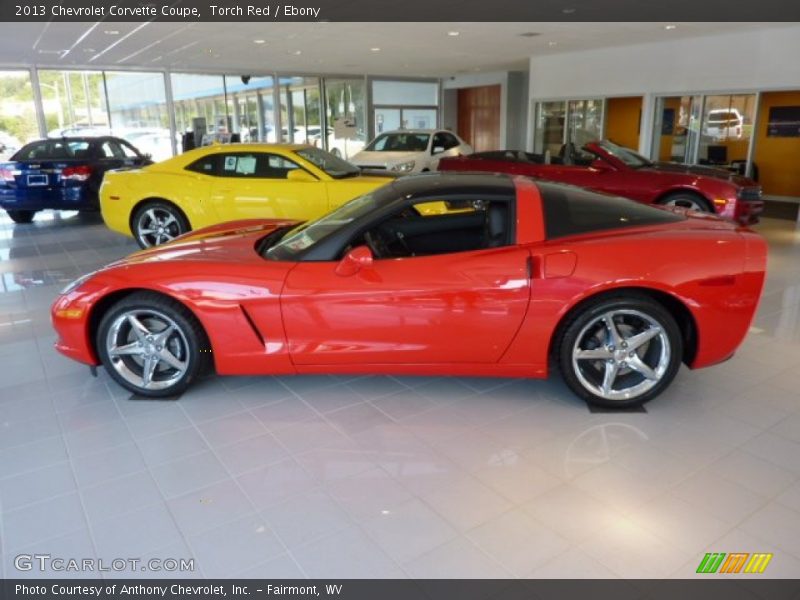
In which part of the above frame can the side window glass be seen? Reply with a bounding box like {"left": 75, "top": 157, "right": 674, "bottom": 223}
{"left": 119, "top": 142, "right": 140, "bottom": 158}
{"left": 222, "top": 154, "right": 258, "bottom": 177}
{"left": 443, "top": 133, "right": 460, "bottom": 149}
{"left": 359, "top": 198, "right": 511, "bottom": 259}
{"left": 185, "top": 155, "right": 218, "bottom": 175}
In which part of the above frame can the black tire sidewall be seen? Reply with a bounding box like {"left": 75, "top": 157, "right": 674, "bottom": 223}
{"left": 7, "top": 209, "right": 36, "bottom": 223}
{"left": 558, "top": 295, "right": 683, "bottom": 408}
{"left": 132, "top": 201, "right": 189, "bottom": 248}
{"left": 96, "top": 292, "right": 206, "bottom": 397}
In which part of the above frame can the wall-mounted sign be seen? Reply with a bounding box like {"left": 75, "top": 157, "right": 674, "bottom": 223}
{"left": 767, "top": 106, "right": 800, "bottom": 137}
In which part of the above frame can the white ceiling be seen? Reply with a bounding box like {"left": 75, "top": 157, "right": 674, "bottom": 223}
{"left": 0, "top": 22, "right": 787, "bottom": 77}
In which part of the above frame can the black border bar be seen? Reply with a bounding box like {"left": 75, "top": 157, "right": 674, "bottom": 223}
{"left": 3, "top": 579, "right": 800, "bottom": 600}
{"left": 3, "top": 0, "right": 800, "bottom": 22}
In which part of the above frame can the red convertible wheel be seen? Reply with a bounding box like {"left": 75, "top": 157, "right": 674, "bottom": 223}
{"left": 559, "top": 295, "right": 682, "bottom": 408}
{"left": 97, "top": 292, "right": 210, "bottom": 397}
{"left": 658, "top": 192, "right": 712, "bottom": 213}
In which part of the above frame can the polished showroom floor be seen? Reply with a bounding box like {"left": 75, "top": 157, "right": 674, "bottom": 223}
{"left": 1, "top": 210, "right": 799, "bottom": 579}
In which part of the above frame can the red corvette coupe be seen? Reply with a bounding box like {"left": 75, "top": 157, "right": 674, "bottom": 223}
{"left": 52, "top": 173, "right": 766, "bottom": 408}
{"left": 439, "top": 140, "right": 764, "bottom": 226}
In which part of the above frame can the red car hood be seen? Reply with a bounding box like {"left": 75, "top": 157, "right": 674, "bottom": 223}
{"left": 117, "top": 219, "right": 300, "bottom": 266}
{"left": 641, "top": 162, "right": 756, "bottom": 187}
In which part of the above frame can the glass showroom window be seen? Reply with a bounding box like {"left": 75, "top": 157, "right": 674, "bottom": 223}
{"left": 651, "top": 93, "right": 757, "bottom": 175}
{"left": 224, "top": 75, "right": 276, "bottom": 143}
{"left": 651, "top": 95, "right": 703, "bottom": 163}
{"left": 371, "top": 80, "right": 439, "bottom": 137}
{"left": 37, "top": 70, "right": 108, "bottom": 138}
{"left": 0, "top": 70, "right": 39, "bottom": 160}
{"left": 533, "top": 99, "right": 603, "bottom": 156}
{"left": 279, "top": 76, "right": 322, "bottom": 145}
{"left": 105, "top": 71, "right": 172, "bottom": 161}
{"left": 171, "top": 73, "right": 228, "bottom": 150}
{"left": 699, "top": 94, "right": 756, "bottom": 169}
{"left": 324, "top": 78, "right": 366, "bottom": 159}
{"left": 534, "top": 101, "right": 567, "bottom": 155}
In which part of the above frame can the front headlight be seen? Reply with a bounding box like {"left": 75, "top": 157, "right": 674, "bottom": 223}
{"left": 392, "top": 160, "right": 415, "bottom": 173}
{"left": 60, "top": 271, "right": 97, "bottom": 295}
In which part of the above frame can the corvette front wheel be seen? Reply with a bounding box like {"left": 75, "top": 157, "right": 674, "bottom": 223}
{"left": 97, "top": 292, "right": 211, "bottom": 397}
{"left": 558, "top": 295, "right": 682, "bottom": 408}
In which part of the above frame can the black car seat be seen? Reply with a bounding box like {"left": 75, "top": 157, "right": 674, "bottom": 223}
{"left": 558, "top": 143, "right": 577, "bottom": 165}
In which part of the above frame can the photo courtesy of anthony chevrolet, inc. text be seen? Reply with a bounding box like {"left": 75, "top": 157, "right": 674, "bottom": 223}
{"left": 0, "top": 0, "right": 799, "bottom": 598}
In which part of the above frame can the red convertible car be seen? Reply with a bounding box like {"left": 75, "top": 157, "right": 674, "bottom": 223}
{"left": 439, "top": 140, "right": 763, "bottom": 226}
{"left": 52, "top": 173, "right": 766, "bottom": 408}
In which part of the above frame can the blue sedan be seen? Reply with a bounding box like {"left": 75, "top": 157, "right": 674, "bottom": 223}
{"left": 0, "top": 136, "right": 151, "bottom": 223}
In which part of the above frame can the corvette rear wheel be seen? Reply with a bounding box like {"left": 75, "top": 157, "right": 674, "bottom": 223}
{"left": 558, "top": 295, "right": 682, "bottom": 408}
{"left": 97, "top": 292, "right": 210, "bottom": 397}
{"left": 133, "top": 201, "right": 189, "bottom": 248}
{"left": 658, "top": 192, "right": 712, "bottom": 213}
{"left": 7, "top": 209, "right": 36, "bottom": 224}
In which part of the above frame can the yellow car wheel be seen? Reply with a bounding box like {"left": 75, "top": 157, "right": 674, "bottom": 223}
{"left": 132, "top": 201, "right": 190, "bottom": 248}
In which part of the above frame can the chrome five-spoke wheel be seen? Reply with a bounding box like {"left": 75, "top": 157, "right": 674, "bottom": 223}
{"left": 106, "top": 309, "right": 189, "bottom": 391}
{"left": 97, "top": 292, "right": 210, "bottom": 397}
{"left": 559, "top": 295, "right": 683, "bottom": 408}
{"left": 133, "top": 202, "right": 188, "bottom": 248}
{"left": 572, "top": 309, "right": 670, "bottom": 401}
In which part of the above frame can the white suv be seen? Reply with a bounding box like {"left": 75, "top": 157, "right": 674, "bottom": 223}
{"left": 703, "top": 109, "right": 744, "bottom": 140}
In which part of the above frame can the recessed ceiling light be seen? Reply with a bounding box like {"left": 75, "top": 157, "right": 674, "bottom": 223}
{"left": 562, "top": 8, "right": 575, "bottom": 13}
{"left": 547, "top": 41, "right": 558, "bottom": 46}
{"left": 664, "top": 24, "right": 678, "bottom": 30}
{"left": 253, "top": 39, "right": 266, "bottom": 44}
{"left": 447, "top": 31, "right": 460, "bottom": 37}
{"left": 370, "top": 47, "right": 381, "bottom": 52}
{"left": 292, "top": 49, "right": 302, "bottom": 55}
{"left": 104, "top": 29, "right": 119, "bottom": 35}
{"left": 519, "top": 32, "right": 541, "bottom": 37}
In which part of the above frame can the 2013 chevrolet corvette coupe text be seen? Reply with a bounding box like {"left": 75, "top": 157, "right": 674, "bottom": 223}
{"left": 52, "top": 173, "right": 766, "bottom": 408}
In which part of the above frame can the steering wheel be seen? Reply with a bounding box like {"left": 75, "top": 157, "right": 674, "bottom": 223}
{"left": 363, "top": 230, "right": 389, "bottom": 258}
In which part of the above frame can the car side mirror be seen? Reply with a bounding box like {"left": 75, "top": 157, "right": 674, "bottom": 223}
{"left": 335, "top": 245, "right": 374, "bottom": 276}
{"left": 287, "top": 169, "right": 317, "bottom": 182}
{"left": 432, "top": 146, "right": 446, "bottom": 155}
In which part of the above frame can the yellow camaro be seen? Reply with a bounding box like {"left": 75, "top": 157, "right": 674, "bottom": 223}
{"left": 100, "top": 143, "right": 395, "bottom": 247}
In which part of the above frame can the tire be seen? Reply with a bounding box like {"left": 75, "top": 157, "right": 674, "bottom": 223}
{"left": 658, "top": 192, "right": 712, "bottom": 213}
{"left": 7, "top": 209, "right": 36, "bottom": 224}
{"left": 96, "top": 291, "right": 211, "bottom": 398}
{"left": 557, "top": 294, "right": 683, "bottom": 408}
{"left": 132, "top": 201, "right": 190, "bottom": 248}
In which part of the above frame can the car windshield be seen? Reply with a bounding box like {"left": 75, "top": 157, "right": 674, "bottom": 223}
{"left": 591, "top": 140, "right": 652, "bottom": 169}
{"left": 264, "top": 191, "right": 382, "bottom": 260}
{"left": 365, "top": 133, "right": 430, "bottom": 152}
{"left": 294, "top": 147, "right": 360, "bottom": 179}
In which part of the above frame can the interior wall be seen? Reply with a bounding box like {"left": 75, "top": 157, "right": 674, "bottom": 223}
{"left": 754, "top": 90, "right": 800, "bottom": 198}
{"left": 604, "top": 96, "right": 642, "bottom": 150}
{"left": 528, "top": 24, "right": 800, "bottom": 154}
{"left": 457, "top": 85, "right": 501, "bottom": 151}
